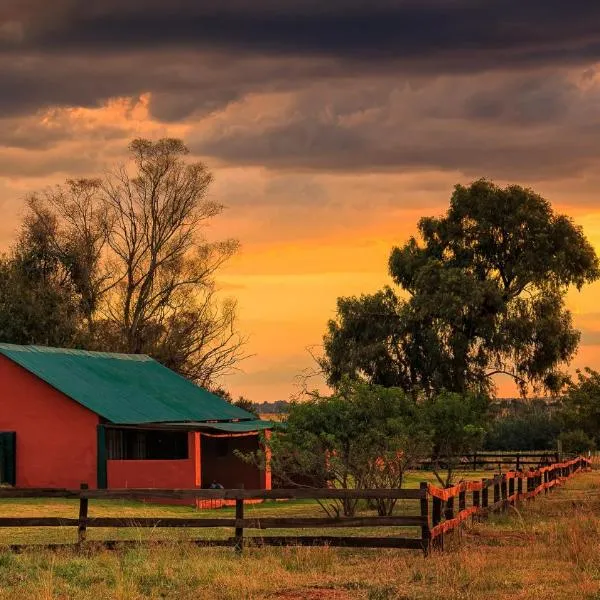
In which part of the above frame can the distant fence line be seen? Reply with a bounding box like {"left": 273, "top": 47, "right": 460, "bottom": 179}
{"left": 417, "top": 451, "right": 570, "bottom": 471}
{"left": 0, "top": 456, "right": 591, "bottom": 553}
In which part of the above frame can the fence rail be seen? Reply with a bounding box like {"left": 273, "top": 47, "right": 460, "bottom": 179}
{"left": 0, "top": 456, "right": 591, "bottom": 553}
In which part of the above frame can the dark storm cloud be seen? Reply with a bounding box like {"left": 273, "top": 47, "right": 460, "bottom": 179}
{"left": 2, "top": 0, "right": 600, "bottom": 180}
{"left": 191, "top": 72, "right": 600, "bottom": 180}
{"left": 1, "top": 0, "right": 600, "bottom": 121}
{"left": 4, "top": 0, "right": 600, "bottom": 68}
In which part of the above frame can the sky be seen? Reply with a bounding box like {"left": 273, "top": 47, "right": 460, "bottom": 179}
{"left": 2, "top": 1, "right": 600, "bottom": 401}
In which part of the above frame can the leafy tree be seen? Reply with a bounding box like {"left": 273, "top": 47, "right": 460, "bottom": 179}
{"left": 2, "top": 139, "right": 245, "bottom": 387}
{"left": 560, "top": 368, "right": 600, "bottom": 446}
{"left": 484, "top": 401, "right": 561, "bottom": 451}
{"left": 268, "top": 381, "right": 431, "bottom": 516}
{"left": 323, "top": 180, "right": 599, "bottom": 397}
{"left": 0, "top": 207, "right": 83, "bottom": 347}
{"left": 558, "top": 429, "right": 596, "bottom": 454}
{"left": 425, "top": 391, "right": 488, "bottom": 487}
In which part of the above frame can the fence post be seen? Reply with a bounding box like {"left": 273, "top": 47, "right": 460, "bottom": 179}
{"left": 234, "top": 497, "right": 244, "bottom": 553}
{"left": 481, "top": 479, "right": 488, "bottom": 519}
{"left": 508, "top": 476, "right": 515, "bottom": 503}
{"left": 458, "top": 486, "right": 466, "bottom": 513}
{"left": 420, "top": 482, "right": 431, "bottom": 555}
{"left": 517, "top": 473, "right": 522, "bottom": 501}
{"left": 78, "top": 483, "right": 89, "bottom": 545}
{"left": 500, "top": 475, "right": 507, "bottom": 510}
{"left": 493, "top": 477, "right": 500, "bottom": 508}
{"left": 443, "top": 488, "right": 454, "bottom": 542}
{"left": 431, "top": 493, "right": 442, "bottom": 550}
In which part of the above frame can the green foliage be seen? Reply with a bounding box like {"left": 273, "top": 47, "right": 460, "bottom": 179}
{"left": 560, "top": 368, "right": 600, "bottom": 446}
{"left": 0, "top": 209, "right": 84, "bottom": 348}
{"left": 558, "top": 429, "right": 596, "bottom": 454}
{"left": 270, "top": 381, "right": 431, "bottom": 516}
{"left": 323, "top": 179, "right": 599, "bottom": 397}
{"left": 425, "top": 391, "right": 488, "bottom": 486}
{"left": 484, "top": 402, "right": 561, "bottom": 451}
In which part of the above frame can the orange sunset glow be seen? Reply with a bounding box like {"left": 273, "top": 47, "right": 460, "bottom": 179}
{"left": 2, "top": 2, "right": 600, "bottom": 402}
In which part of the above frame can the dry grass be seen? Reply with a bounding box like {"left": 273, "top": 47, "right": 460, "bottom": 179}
{"left": 0, "top": 470, "right": 598, "bottom": 599}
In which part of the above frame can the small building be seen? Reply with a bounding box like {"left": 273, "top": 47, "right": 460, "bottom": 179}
{"left": 0, "top": 344, "right": 271, "bottom": 502}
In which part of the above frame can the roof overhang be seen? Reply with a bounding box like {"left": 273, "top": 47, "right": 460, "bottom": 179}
{"left": 105, "top": 419, "right": 274, "bottom": 434}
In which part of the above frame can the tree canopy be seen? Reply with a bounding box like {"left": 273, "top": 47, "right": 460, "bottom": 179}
{"left": 560, "top": 368, "right": 600, "bottom": 449}
{"left": 323, "top": 179, "right": 599, "bottom": 397}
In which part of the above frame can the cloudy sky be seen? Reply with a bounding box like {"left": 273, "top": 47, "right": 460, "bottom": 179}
{"left": 2, "top": 0, "right": 600, "bottom": 400}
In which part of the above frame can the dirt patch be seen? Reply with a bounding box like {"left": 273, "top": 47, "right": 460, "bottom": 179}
{"left": 270, "top": 587, "right": 354, "bottom": 599}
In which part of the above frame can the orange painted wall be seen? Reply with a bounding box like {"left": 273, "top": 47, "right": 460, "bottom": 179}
{"left": 107, "top": 432, "right": 199, "bottom": 489}
{"left": 107, "top": 459, "right": 197, "bottom": 488}
{"left": 0, "top": 355, "right": 99, "bottom": 488}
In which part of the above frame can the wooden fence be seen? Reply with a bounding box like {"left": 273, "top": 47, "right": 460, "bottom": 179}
{"left": 425, "top": 455, "right": 592, "bottom": 550}
{"left": 0, "top": 456, "right": 591, "bottom": 553}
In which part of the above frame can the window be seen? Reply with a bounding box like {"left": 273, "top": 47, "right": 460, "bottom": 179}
{"left": 106, "top": 429, "right": 188, "bottom": 460}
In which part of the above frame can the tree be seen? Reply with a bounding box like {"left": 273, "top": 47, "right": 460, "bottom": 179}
{"left": 268, "top": 381, "right": 431, "bottom": 516}
{"left": 25, "top": 178, "right": 112, "bottom": 338}
{"left": 425, "top": 391, "right": 487, "bottom": 487}
{"left": 558, "top": 429, "right": 596, "bottom": 455}
{"left": 100, "top": 139, "right": 242, "bottom": 384}
{"left": 484, "top": 400, "right": 561, "bottom": 451}
{"left": 323, "top": 180, "right": 599, "bottom": 397}
{"left": 0, "top": 207, "right": 83, "bottom": 347}
{"left": 2, "top": 139, "right": 246, "bottom": 387}
{"left": 560, "top": 368, "right": 600, "bottom": 447}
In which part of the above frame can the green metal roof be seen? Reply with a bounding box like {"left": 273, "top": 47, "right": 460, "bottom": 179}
{"left": 199, "top": 421, "right": 273, "bottom": 433}
{"left": 0, "top": 344, "right": 257, "bottom": 425}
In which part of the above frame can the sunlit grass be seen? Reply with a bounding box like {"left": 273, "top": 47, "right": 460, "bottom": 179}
{"left": 0, "top": 470, "right": 597, "bottom": 599}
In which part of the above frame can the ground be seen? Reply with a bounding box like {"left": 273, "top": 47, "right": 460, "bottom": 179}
{"left": 0, "top": 468, "right": 597, "bottom": 599}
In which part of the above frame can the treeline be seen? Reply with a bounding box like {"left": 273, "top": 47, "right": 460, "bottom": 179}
{"left": 485, "top": 379, "right": 599, "bottom": 453}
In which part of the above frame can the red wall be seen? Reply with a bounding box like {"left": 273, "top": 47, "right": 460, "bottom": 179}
{"left": 107, "top": 459, "right": 197, "bottom": 488}
{"left": 0, "top": 355, "right": 99, "bottom": 488}
{"left": 107, "top": 432, "right": 199, "bottom": 489}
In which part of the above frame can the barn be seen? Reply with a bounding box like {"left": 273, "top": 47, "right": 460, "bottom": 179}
{"left": 0, "top": 344, "right": 271, "bottom": 502}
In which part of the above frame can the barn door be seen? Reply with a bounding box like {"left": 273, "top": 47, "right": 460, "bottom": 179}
{"left": 0, "top": 432, "right": 16, "bottom": 486}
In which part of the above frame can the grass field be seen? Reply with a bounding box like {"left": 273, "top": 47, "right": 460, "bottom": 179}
{"left": 0, "top": 469, "right": 597, "bottom": 599}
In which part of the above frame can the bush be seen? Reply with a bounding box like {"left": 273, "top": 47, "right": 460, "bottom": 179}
{"left": 484, "top": 407, "right": 561, "bottom": 451}
{"left": 558, "top": 429, "right": 596, "bottom": 454}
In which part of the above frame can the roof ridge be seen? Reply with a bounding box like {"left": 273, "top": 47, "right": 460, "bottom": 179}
{"left": 0, "top": 343, "right": 153, "bottom": 362}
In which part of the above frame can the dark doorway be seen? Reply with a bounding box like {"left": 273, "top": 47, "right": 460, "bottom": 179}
{"left": 0, "top": 432, "right": 16, "bottom": 486}
{"left": 200, "top": 435, "right": 262, "bottom": 489}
